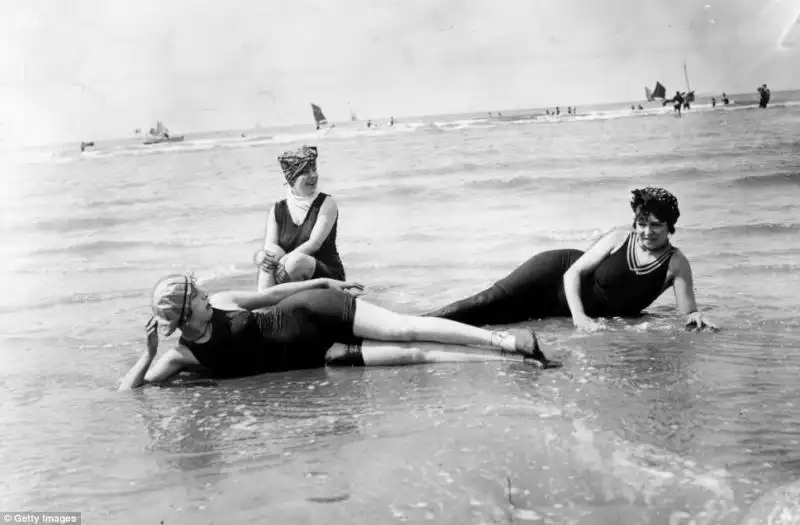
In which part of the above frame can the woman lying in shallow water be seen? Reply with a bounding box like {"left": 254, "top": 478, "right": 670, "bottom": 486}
{"left": 118, "top": 276, "right": 559, "bottom": 390}
{"left": 424, "top": 187, "right": 717, "bottom": 332}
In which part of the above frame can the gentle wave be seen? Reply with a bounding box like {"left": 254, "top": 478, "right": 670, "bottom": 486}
{"left": 728, "top": 171, "right": 800, "bottom": 188}
{"left": 82, "top": 195, "right": 168, "bottom": 209}
{"left": 688, "top": 222, "right": 800, "bottom": 235}
{"left": 28, "top": 215, "right": 130, "bottom": 234}
{"left": 0, "top": 289, "right": 145, "bottom": 315}
{"left": 26, "top": 237, "right": 245, "bottom": 257}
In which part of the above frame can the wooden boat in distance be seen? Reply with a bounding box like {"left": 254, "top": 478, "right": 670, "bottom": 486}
{"left": 143, "top": 121, "right": 185, "bottom": 145}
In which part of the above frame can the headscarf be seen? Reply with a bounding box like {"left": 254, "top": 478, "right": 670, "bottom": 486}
{"left": 278, "top": 145, "right": 318, "bottom": 186}
{"left": 630, "top": 187, "right": 681, "bottom": 227}
{"left": 151, "top": 273, "right": 196, "bottom": 336}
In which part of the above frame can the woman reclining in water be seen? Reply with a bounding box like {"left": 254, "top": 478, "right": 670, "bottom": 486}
{"left": 424, "top": 187, "right": 717, "bottom": 332}
{"left": 118, "top": 276, "right": 560, "bottom": 390}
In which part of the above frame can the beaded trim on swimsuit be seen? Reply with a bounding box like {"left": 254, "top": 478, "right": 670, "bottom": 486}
{"left": 626, "top": 232, "right": 675, "bottom": 276}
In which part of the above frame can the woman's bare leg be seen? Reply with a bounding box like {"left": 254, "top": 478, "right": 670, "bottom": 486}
{"left": 326, "top": 342, "right": 532, "bottom": 367}
{"left": 361, "top": 341, "right": 527, "bottom": 366}
{"left": 351, "top": 299, "right": 540, "bottom": 357}
{"left": 281, "top": 251, "right": 316, "bottom": 282}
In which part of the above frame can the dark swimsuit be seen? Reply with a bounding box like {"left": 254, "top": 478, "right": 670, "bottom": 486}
{"left": 180, "top": 289, "right": 364, "bottom": 378}
{"left": 425, "top": 233, "right": 676, "bottom": 326}
{"left": 275, "top": 193, "right": 346, "bottom": 280}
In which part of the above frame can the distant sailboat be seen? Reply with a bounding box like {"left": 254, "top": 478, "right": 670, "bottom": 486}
{"left": 311, "top": 103, "right": 329, "bottom": 129}
{"left": 645, "top": 81, "right": 667, "bottom": 102}
{"left": 143, "top": 121, "right": 184, "bottom": 145}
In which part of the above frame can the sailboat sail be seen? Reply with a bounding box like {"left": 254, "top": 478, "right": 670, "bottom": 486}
{"left": 143, "top": 120, "right": 184, "bottom": 144}
{"left": 347, "top": 101, "right": 358, "bottom": 121}
{"left": 645, "top": 81, "right": 666, "bottom": 101}
{"left": 683, "top": 64, "right": 695, "bottom": 103}
{"left": 311, "top": 103, "right": 328, "bottom": 125}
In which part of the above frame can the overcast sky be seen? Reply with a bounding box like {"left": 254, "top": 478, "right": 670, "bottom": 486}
{"left": 2, "top": 0, "right": 799, "bottom": 145}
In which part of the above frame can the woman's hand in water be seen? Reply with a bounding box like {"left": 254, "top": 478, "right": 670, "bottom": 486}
{"left": 145, "top": 316, "right": 159, "bottom": 357}
{"left": 324, "top": 279, "right": 366, "bottom": 297}
{"left": 573, "top": 314, "right": 607, "bottom": 333}
{"left": 685, "top": 311, "right": 718, "bottom": 332}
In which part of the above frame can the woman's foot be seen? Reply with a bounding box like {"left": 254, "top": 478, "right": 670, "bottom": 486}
{"left": 491, "top": 328, "right": 561, "bottom": 369}
{"left": 491, "top": 328, "right": 538, "bottom": 356}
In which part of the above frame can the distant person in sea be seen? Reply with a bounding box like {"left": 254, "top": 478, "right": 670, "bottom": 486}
{"left": 722, "top": 93, "right": 730, "bottom": 105}
{"left": 423, "top": 187, "right": 717, "bottom": 333}
{"left": 389, "top": 116, "right": 395, "bottom": 127}
{"left": 636, "top": 104, "right": 643, "bottom": 110}
{"left": 712, "top": 97, "right": 717, "bottom": 108}
{"left": 668, "top": 91, "right": 685, "bottom": 117}
{"left": 757, "top": 84, "right": 771, "bottom": 108}
{"left": 254, "top": 145, "right": 346, "bottom": 291}
{"left": 117, "top": 275, "right": 557, "bottom": 389}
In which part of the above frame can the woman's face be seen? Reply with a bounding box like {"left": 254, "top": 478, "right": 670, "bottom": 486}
{"left": 291, "top": 168, "right": 319, "bottom": 196}
{"left": 634, "top": 212, "right": 670, "bottom": 251}
{"left": 185, "top": 286, "right": 213, "bottom": 328}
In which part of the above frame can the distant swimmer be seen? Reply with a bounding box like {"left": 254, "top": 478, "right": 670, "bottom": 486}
{"left": 711, "top": 97, "right": 717, "bottom": 108}
{"left": 389, "top": 116, "right": 395, "bottom": 127}
{"left": 722, "top": 92, "right": 730, "bottom": 105}
{"left": 631, "top": 105, "right": 636, "bottom": 111}
{"left": 637, "top": 104, "right": 643, "bottom": 110}
{"left": 366, "top": 120, "right": 373, "bottom": 128}
{"left": 757, "top": 84, "right": 771, "bottom": 108}
{"left": 424, "top": 187, "right": 718, "bottom": 333}
{"left": 555, "top": 106, "right": 560, "bottom": 116}
{"left": 116, "top": 275, "right": 558, "bottom": 389}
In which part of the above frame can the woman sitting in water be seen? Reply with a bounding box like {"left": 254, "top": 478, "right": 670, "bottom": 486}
{"left": 254, "top": 145, "right": 346, "bottom": 291}
{"left": 424, "top": 187, "right": 717, "bottom": 332}
{"left": 118, "top": 275, "right": 558, "bottom": 390}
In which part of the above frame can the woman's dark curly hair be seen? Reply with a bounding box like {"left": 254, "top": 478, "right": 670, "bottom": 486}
{"left": 630, "top": 187, "right": 680, "bottom": 234}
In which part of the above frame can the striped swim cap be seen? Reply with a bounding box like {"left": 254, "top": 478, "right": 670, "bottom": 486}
{"left": 151, "top": 274, "right": 196, "bottom": 336}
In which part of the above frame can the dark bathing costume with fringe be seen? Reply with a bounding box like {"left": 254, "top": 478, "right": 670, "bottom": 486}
{"left": 424, "top": 232, "right": 677, "bottom": 326}
{"left": 180, "top": 289, "right": 365, "bottom": 378}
